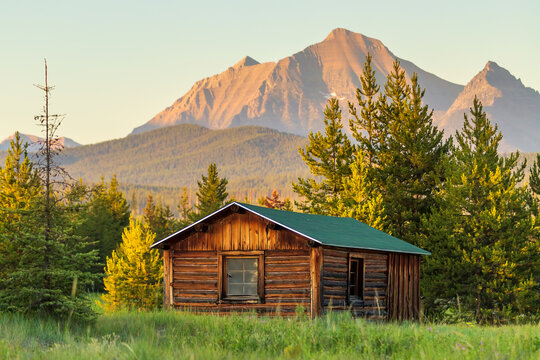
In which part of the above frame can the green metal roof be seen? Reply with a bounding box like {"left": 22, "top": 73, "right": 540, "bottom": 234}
{"left": 236, "top": 202, "right": 430, "bottom": 255}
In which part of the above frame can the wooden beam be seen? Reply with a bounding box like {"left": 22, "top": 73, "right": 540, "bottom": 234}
{"left": 310, "top": 246, "right": 323, "bottom": 318}
{"left": 163, "top": 249, "right": 173, "bottom": 309}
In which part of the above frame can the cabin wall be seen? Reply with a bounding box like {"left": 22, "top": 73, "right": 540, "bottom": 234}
{"left": 168, "top": 212, "right": 312, "bottom": 316}
{"left": 322, "top": 247, "right": 388, "bottom": 320}
{"left": 387, "top": 253, "right": 420, "bottom": 321}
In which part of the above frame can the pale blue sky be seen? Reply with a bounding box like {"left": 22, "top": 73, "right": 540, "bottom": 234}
{"left": 1, "top": 0, "right": 538, "bottom": 144}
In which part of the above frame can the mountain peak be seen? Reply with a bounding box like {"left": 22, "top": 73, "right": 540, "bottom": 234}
{"left": 233, "top": 56, "right": 260, "bottom": 68}
{"left": 0, "top": 132, "right": 80, "bottom": 151}
{"left": 484, "top": 60, "right": 502, "bottom": 71}
{"left": 324, "top": 28, "right": 355, "bottom": 41}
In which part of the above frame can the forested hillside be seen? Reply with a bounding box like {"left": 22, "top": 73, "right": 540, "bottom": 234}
{"left": 60, "top": 124, "right": 308, "bottom": 191}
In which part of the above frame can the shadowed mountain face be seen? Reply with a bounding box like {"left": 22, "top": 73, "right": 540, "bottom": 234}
{"left": 0, "top": 133, "right": 80, "bottom": 152}
{"left": 436, "top": 61, "right": 540, "bottom": 152}
{"left": 131, "top": 28, "right": 463, "bottom": 136}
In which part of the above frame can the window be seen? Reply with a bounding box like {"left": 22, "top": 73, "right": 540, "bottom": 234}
{"left": 219, "top": 252, "right": 264, "bottom": 302}
{"left": 226, "top": 257, "right": 258, "bottom": 297}
{"left": 348, "top": 257, "right": 364, "bottom": 301}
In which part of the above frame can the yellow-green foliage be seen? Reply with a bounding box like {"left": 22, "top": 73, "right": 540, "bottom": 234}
{"left": 101, "top": 218, "right": 162, "bottom": 311}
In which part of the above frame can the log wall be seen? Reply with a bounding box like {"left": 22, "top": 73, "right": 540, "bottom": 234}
{"left": 322, "top": 248, "right": 388, "bottom": 320}
{"left": 387, "top": 253, "right": 420, "bottom": 320}
{"left": 169, "top": 212, "right": 311, "bottom": 316}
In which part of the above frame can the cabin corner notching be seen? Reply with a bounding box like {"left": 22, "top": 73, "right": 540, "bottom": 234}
{"left": 152, "top": 202, "right": 430, "bottom": 320}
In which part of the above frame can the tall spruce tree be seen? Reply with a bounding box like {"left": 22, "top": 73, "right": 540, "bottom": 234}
{"left": 293, "top": 98, "right": 354, "bottom": 215}
{"left": 349, "top": 54, "right": 383, "bottom": 166}
{"left": 377, "top": 63, "right": 449, "bottom": 242}
{"left": 0, "top": 62, "right": 98, "bottom": 320}
{"left": 421, "top": 98, "right": 538, "bottom": 322}
{"left": 190, "top": 163, "right": 229, "bottom": 221}
{"left": 74, "top": 175, "right": 130, "bottom": 288}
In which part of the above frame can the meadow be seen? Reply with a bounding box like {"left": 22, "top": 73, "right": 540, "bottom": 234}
{"left": 0, "top": 309, "right": 538, "bottom": 360}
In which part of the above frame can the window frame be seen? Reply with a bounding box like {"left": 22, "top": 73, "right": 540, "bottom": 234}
{"left": 347, "top": 254, "right": 365, "bottom": 304}
{"left": 218, "top": 251, "right": 264, "bottom": 303}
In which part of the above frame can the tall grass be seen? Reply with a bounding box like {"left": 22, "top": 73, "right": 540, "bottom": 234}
{"left": 0, "top": 311, "right": 538, "bottom": 359}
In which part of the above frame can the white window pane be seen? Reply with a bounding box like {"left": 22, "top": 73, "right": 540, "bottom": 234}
{"left": 227, "top": 258, "right": 243, "bottom": 270}
{"left": 229, "top": 271, "right": 243, "bottom": 284}
{"left": 244, "top": 258, "right": 257, "bottom": 270}
{"left": 228, "top": 284, "right": 243, "bottom": 295}
{"left": 244, "top": 284, "right": 258, "bottom": 295}
{"left": 246, "top": 271, "right": 258, "bottom": 283}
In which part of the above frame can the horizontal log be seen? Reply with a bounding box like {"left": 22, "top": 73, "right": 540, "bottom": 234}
{"left": 323, "top": 287, "right": 347, "bottom": 295}
{"left": 173, "top": 282, "right": 217, "bottom": 290}
{"left": 264, "top": 271, "right": 310, "bottom": 278}
{"left": 172, "top": 289, "right": 217, "bottom": 295}
{"left": 174, "top": 266, "right": 217, "bottom": 273}
{"left": 323, "top": 249, "right": 348, "bottom": 258}
{"left": 265, "top": 293, "right": 310, "bottom": 299}
{"left": 350, "top": 253, "right": 387, "bottom": 261}
{"left": 323, "top": 271, "right": 347, "bottom": 279}
{"left": 174, "top": 257, "right": 217, "bottom": 264}
{"left": 365, "top": 259, "right": 387, "bottom": 266}
{"left": 265, "top": 282, "right": 310, "bottom": 289}
{"left": 265, "top": 298, "right": 310, "bottom": 304}
{"left": 173, "top": 273, "right": 218, "bottom": 281}
{"left": 265, "top": 250, "right": 310, "bottom": 257}
{"left": 266, "top": 288, "right": 309, "bottom": 295}
{"left": 265, "top": 265, "right": 309, "bottom": 272}
{"left": 173, "top": 292, "right": 217, "bottom": 299}
{"left": 365, "top": 266, "right": 387, "bottom": 272}
{"left": 323, "top": 279, "right": 347, "bottom": 287}
{"left": 173, "top": 279, "right": 217, "bottom": 285}
{"left": 365, "top": 282, "right": 386, "bottom": 289}
{"left": 324, "top": 255, "right": 348, "bottom": 265}
{"left": 323, "top": 289, "right": 346, "bottom": 296}
{"left": 365, "top": 273, "right": 387, "bottom": 280}
{"left": 264, "top": 256, "right": 310, "bottom": 264}
{"left": 174, "top": 297, "right": 216, "bottom": 303}
{"left": 265, "top": 275, "right": 310, "bottom": 282}
{"left": 174, "top": 251, "right": 217, "bottom": 258}
{"left": 323, "top": 266, "right": 348, "bottom": 274}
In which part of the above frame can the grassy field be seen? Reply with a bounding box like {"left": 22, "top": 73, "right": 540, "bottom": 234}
{"left": 0, "top": 310, "right": 538, "bottom": 360}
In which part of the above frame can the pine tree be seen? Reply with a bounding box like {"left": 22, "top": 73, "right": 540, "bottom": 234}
{"left": 0, "top": 63, "right": 98, "bottom": 321}
{"left": 177, "top": 186, "right": 193, "bottom": 227}
{"left": 421, "top": 98, "right": 538, "bottom": 322}
{"left": 75, "top": 175, "right": 130, "bottom": 288}
{"left": 293, "top": 98, "right": 354, "bottom": 215}
{"left": 530, "top": 153, "right": 540, "bottom": 196}
{"left": 349, "top": 54, "right": 383, "bottom": 166}
{"left": 101, "top": 218, "right": 162, "bottom": 312}
{"left": 0, "top": 133, "right": 42, "bottom": 278}
{"left": 143, "top": 194, "right": 177, "bottom": 241}
{"left": 348, "top": 57, "right": 448, "bottom": 243}
{"left": 337, "top": 152, "right": 387, "bottom": 231}
{"left": 190, "top": 163, "right": 229, "bottom": 221}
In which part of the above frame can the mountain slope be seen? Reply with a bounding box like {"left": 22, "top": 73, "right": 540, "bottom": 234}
{"left": 132, "top": 28, "right": 463, "bottom": 135}
{"left": 60, "top": 124, "right": 309, "bottom": 190}
{"left": 436, "top": 61, "right": 540, "bottom": 152}
{"left": 0, "top": 133, "right": 80, "bottom": 152}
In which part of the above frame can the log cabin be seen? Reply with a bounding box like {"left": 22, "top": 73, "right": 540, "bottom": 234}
{"left": 150, "top": 202, "right": 430, "bottom": 320}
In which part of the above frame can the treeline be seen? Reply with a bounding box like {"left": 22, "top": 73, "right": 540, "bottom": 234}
{"left": 0, "top": 130, "right": 244, "bottom": 317}
{"left": 292, "top": 55, "right": 539, "bottom": 323}
{"left": 56, "top": 124, "right": 310, "bottom": 189}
